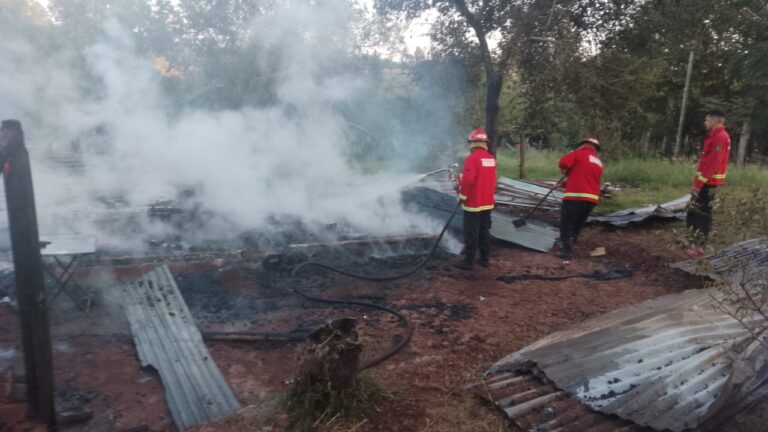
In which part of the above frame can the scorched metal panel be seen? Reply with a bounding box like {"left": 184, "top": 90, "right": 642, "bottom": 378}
{"left": 483, "top": 286, "right": 768, "bottom": 431}
{"left": 121, "top": 265, "right": 241, "bottom": 431}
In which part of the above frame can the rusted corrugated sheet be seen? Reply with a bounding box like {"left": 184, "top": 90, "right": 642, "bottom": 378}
{"left": 588, "top": 195, "right": 691, "bottom": 227}
{"left": 121, "top": 265, "right": 241, "bottom": 431}
{"left": 476, "top": 286, "right": 768, "bottom": 431}
{"left": 466, "top": 369, "right": 650, "bottom": 432}
{"left": 671, "top": 237, "right": 768, "bottom": 282}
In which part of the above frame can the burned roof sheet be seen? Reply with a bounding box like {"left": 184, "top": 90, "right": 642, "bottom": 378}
{"left": 671, "top": 237, "right": 768, "bottom": 283}
{"left": 404, "top": 181, "right": 558, "bottom": 252}
{"left": 121, "top": 265, "right": 241, "bottom": 431}
{"left": 495, "top": 177, "right": 564, "bottom": 212}
{"left": 478, "top": 286, "right": 768, "bottom": 431}
{"left": 466, "top": 369, "right": 650, "bottom": 432}
{"left": 588, "top": 194, "right": 691, "bottom": 227}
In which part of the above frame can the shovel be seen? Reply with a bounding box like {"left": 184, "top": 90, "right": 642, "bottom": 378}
{"left": 513, "top": 175, "right": 566, "bottom": 228}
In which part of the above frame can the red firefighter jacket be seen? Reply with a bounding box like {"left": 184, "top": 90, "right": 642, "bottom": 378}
{"left": 559, "top": 145, "right": 603, "bottom": 204}
{"left": 459, "top": 148, "right": 496, "bottom": 212}
{"left": 694, "top": 126, "right": 731, "bottom": 189}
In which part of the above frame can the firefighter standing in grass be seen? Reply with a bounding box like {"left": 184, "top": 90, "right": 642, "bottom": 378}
{"left": 556, "top": 136, "right": 604, "bottom": 260}
{"left": 685, "top": 110, "right": 731, "bottom": 258}
{"left": 456, "top": 129, "right": 496, "bottom": 270}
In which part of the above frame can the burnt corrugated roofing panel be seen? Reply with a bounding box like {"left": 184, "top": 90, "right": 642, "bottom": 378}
{"left": 489, "top": 212, "right": 559, "bottom": 252}
{"left": 495, "top": 177, "right": 564, "bottom": 212}
{"left": 482, "top": 286, "right": 768, "bottom": 431}
{"left": 121, "top": 265, "right": 241, "bottom": 431}
{"left": 403, "top": 184, "right": 558, "bottom": 252}
{"left": 588, "top": 195, "right": 691, "bottom": 227}
{"left": 466, "top": 369, "right": 649, "bottom": 432}
{"left": 671, "top": 237, "right": 768, "bottom": 282}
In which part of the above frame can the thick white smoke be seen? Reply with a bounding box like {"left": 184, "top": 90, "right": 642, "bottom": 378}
{"left": 0, "top": 1, "right": 450, "bottom": 250}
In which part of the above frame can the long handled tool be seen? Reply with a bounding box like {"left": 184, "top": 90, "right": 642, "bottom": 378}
{"left": 513, "top": 175, "right": 566, "bottom": 228}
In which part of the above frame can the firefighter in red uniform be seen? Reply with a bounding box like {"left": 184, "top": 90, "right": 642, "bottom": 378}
{"left": 685, "top": 110, "right": 731, "bottom": 257}
{"left": 456, "top": 129, "right": 496, "bottom": 270}
{"left": 556, "top": 136, "right": 604, "bottom": 260}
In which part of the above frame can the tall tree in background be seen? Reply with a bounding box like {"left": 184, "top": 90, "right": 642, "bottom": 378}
{"left": 376, "top": 0, "right": 530, "bottom": 154}
{"left": 729, "top": 4, "right": 768, "bottom": 164}
{"left": 601, "top": 0, "right": 768, "bottom": 158}
{"left": 375, "top": 0, "right": 637, "bottom": 153}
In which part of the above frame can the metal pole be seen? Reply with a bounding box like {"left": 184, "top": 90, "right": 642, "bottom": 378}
{"left": 519, "top": 135, "right": 526, "bottom": 179}
{"left": 674, "top": 50, "right": 695, "bottom": 158}
{"left": 0, "top": 120, "right": 56, "bottom": 428}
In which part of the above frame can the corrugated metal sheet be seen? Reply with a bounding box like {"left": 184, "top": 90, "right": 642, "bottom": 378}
{"left": 671, "top": 237, "right": 768, "bottom": 283}
{"left": 588, "top": 195, "right": 691, "bottom": 227}
{"left": 479, "top": 286, "right": 768, "bottom": 432}
{"left": 403, "top": 182, "right": 558, "bottom": 252}
{"left": 466, "top": 369, "right": 650, "bottom": 432}
{"left": 495, "top": 177, "right": 564, "bottom": 213}
{"left": 490, "top": 212, "right": 559, "bottom": 253}
{"left": 121, "top": 265, "right": 241, "bottom": 431}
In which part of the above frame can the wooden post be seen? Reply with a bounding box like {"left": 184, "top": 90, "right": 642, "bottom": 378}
{"left": 519, "top": 135, "right": 526, "bottom": 179}
{"left": 0, "top": 120, "right": 56, "bottom": 428}
{"left": 674, "top": 50, "right": 695, "bottom": 158}
{"left": 737, "top": 119, "right": 752, "bottom": 166}
{"left": 642, "top": 129, "right": 652, "bottom": 154}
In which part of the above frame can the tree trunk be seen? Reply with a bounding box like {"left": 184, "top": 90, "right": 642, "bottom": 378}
{"left": 737, "top": 119, "right": 752, "bottom": 166}
{"left": 674, "top": 50, "right": 695, "bottom": 158}
{"left": 642, "top": 128, "right": 652, "bottom": 154}
{"left": 484, "top": 72, "right": 504, "bottom": 156}
{"left": 296, "top": 318, "right": 361, "bottom": 392}
{"left": 519, "top": 135, "right": 526, "bottom": 179}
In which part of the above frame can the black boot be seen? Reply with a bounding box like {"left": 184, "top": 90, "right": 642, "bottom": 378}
{"left": 454, "top": 256, "right": 475, "bottom": 270}
{"left": 556, "top": 237, "right": 573, "bottom": 260}
{"left": 478, "top": 255, "right": 490, "bottom": 267}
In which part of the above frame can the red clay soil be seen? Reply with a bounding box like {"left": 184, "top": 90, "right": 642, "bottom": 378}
{"left": 0, "top": 224, "right": 739, "bottom": 432}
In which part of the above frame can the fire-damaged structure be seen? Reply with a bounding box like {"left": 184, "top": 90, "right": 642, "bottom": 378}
{"left": 405, "top": 175, "right": 560, "bottom": 252}
{"left": 468, "top": 238, "right": 768, "bottom": 432}
{"left": 587, "top": 194, "right": 692, "bottom": 227}
{"left": 405, "top": 174, "right": 695, "bottom": 253}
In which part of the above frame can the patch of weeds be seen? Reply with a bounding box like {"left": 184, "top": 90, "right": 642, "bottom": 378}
{"left": 666, "top": 187, "right": 768, "bottom": 253}
{"left": 667, "top": 226, "right": 713, "bottom": 254}
{"left": 281, "top": 373, "right": 390, "bottom": 431}
{"left": 716, "top": 187, "right": 768, "bottom": 246}
{"left": 422, "top": 396, "right": 511, "bottom": 432}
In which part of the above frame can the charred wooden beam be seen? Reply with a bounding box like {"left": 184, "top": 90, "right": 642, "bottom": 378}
{"left": 0, "top": 120, "right": 56, "bottom": 427}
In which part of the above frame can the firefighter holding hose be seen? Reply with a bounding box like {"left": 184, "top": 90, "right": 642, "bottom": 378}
{"left": 455, "top": 129, "right": 496, "bottom": 270}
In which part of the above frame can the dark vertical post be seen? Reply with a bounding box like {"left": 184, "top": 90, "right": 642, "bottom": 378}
{"left": 519, "top": 135, "right": 526, "bottom": 179}
{"left": 0, "top": 120, "right": 56, "bottom": 428}
{"left": 674, "top": 50, "right": 695, "bottom": 158}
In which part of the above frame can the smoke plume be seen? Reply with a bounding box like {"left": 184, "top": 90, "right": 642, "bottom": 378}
{"left": 0, "top": 0, "right": 463, "bottom": 251}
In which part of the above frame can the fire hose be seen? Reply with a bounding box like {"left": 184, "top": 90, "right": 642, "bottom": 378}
{"left": 209, "top": 167, "right": 461, "bottom": 369}
{"left": 211, "top": 199, "right": 462, "bottom": 370}
{"left": 287, "top": 201, "right": 461, "bottom": 370}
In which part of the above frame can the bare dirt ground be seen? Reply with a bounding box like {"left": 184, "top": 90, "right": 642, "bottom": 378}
{"left": 1, "top": 223, "right": 761, "bottom": 432}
